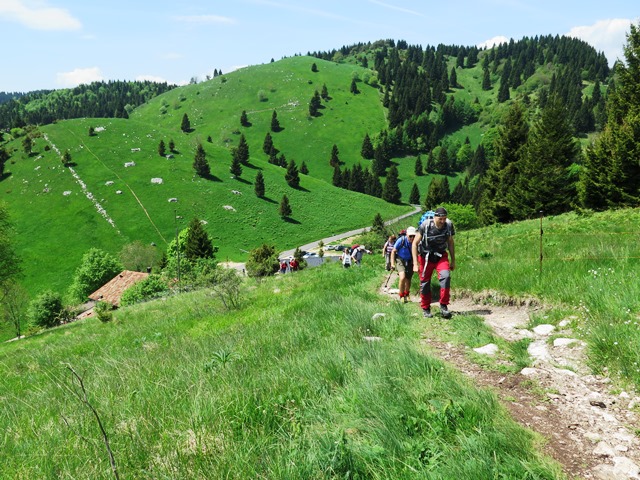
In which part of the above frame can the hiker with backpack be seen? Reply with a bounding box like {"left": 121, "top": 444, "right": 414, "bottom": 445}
{"left": 412, "top": 207, "right": 456, "bottom": 319}
{"left": 390, "top": 226, "right": 416, "bottom": 303}
{"left": 382, "top": 234, "right": 397, "bottom": 271}
{"left": 341, "top": 247, "right": 353, "bottom": 268}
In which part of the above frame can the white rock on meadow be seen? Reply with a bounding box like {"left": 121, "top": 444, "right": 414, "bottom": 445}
{"left": 533, "top": 324, "right": 555, "bottom": 335}
{"left": 473, "top": 344, "right": 499, "bottom": 355}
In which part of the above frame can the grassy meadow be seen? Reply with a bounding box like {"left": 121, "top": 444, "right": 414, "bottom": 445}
{"left": 0, "top": 260, "right": 563, "bottom": 480}
{"left": 454, "top": 207, "right": 640, "bottom": 386}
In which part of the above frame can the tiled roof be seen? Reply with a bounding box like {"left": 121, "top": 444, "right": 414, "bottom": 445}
{"left": 88, "top": 270, "right": 149, "bottom": 306}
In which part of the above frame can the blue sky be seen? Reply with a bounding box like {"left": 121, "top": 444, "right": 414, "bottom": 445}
{"left": 1, "top": 0, "right": 638, "bottom": 93}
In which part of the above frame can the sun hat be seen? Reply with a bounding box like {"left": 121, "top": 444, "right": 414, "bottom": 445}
{"left": 406, "top": 226, "right": 417, "bottom": 236}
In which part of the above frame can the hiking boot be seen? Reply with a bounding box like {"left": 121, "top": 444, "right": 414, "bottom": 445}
{"left": 403, "top": 295, "right": 409, "bottom": 303}
{"left": 423, "top": 308, "right": 433, "bottom": 318}
{"left": 440, "top": 304, "right": 452, "bottom": 319}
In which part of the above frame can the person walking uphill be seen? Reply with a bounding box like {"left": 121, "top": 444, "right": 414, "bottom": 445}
{"left": 382, "top": 234, "right": 396, "bottom": 271}
{"left": 412, "top": 207, "right": 455, "bottom": 319}
{"left": 390, "top": 227, "right": 415, "bottom": 303}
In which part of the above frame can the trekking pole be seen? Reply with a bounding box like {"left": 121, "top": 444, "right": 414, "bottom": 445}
{"left": 383, "top": 271, "right": 393, "bottom": 289}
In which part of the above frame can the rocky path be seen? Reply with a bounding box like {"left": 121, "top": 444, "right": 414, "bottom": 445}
{"left": 381, "top": 278, "right": 640, "bottom": 479}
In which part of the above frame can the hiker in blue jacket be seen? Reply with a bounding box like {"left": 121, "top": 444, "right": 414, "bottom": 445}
{"left": 390, "top": 226, "right": 416, "bottom": 303}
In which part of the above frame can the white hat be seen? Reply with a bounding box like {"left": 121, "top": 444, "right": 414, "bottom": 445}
{"left": 406, "top": 226, "right": 417, "bottom": 236}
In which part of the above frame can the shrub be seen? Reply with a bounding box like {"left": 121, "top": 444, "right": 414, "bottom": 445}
{"left": 120, "top": 275, "right": 169, "bottom": 307}
{"left": 94, "top": 301, "right": 113, "bottom": 323}
{"left": 67, "top": 248, "right": 122, "bottom": 303}
{"left": 28, "top": 290, "right": 64, "bottom": 328}
{"left": 245, "top": 244, "right": 279, "bottom": 278}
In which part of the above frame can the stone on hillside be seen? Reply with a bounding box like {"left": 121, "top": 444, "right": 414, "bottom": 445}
{"left": 553, "top": 338, "right": 581, "bottom": 347}
{"left": 473, "top": 343, "right": 499, "bottom": 355}
{"left": 363, "top": 336, "right": 382, "bottom": 342}
{"left": 372, "top": 313, "right": 385, "bottom": 320}
{"left": 520, "top": 367, "right": 543, "bottom": 377}
{"left": 533, "top": 324, "right": 555, "bottom": 335}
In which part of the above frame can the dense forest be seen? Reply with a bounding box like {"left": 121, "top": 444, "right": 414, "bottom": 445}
{"left": 0, "top": 80, "right": 176, "bottom": 129}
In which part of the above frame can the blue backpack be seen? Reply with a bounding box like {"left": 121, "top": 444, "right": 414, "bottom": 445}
{"left": 418, "top": 210, "right": 435, "bottom": 227}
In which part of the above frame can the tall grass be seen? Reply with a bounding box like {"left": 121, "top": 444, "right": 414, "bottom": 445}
{"left": 455, "top": 208, "right": 640, "bottom": 386}
{"left": 0, "top": 262, "right": 562, "bottom": 479}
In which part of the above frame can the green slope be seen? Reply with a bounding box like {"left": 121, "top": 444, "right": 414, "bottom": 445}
{"left": 2, "top": 57, "right": 412, "bottom": 295}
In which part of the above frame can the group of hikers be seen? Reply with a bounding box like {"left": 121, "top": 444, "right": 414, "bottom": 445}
{"left": 340, "top": 244, "right": 372, "bottom": 268}
{"left": 382, "top": 206, "right": 455, "bottom": 319}
{"left": 279, "top": 257, "right": 299, "bottom": 274}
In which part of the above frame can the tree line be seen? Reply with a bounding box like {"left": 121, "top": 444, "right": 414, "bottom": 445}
{"left": 0, "top": 80, "right": 176, "bottom": 129}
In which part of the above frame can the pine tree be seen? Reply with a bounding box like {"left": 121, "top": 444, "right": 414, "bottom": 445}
{"left": 285, "top": 159, "right": 300, "bottom": 188}
{"left": 329, "top": 144, "right": 340, "bottom": 167}
{"left": 578, "top": 23, "right": 640, "bottom": 209}
{"left": 311, "top": 62, "right": 318, "bottom": 73}
{"left": 300, "top": 161, "right": 309, "bottom": 175}
{"left": 240, "top": 110, "right": 249, "bottom": 127}
{"left": 279, "top": 194, "right": 292, "bottom": 218}
{"left": 332, "top": 165, "right": 343, "bottom": 187}
{"left": 478, "top": 102, "right": 528, "bottom": 223}
{"left": 169, "top": 139, "right": 176, "bottom": 153}
{"left": 193, "top": 143, "right": 210, "bottom": 178}
{"left": 184, "top": 217, "right": 215, "bottom": 262}
{"left": 158, "top": 140, "right": 166, "bottom": 157}
{"left": 409, "top": 183, "right": 420, "bottom": 204}
{"left": 414, "top": 155, "right": 423, "bottom": 176}
{"left": 236, "top": 133, "right": 250, "bottom": 164}
{"left": 230, "top": 149, "right": 243, "bottom": 178}
{"left": 482, "top": 67, "right": 491, "bottom": 90}
{"left": 254, "top": 170, "right": 265, "bottom": 198}
{"left": 263, "top": 132, "right": 276, "bottom": 155}
{"left": 181, "top": 113, "right": 191, "bottom": 133}
{"left": 449, "top": 67, "right": 458, "bottom": 88}
{"left": 309, "top": 90, "right": 322, "bottom": 116}
{"left": 361, "top": 133, "right": 374, "bottom": 159}
{"left": 271, "top": 110, "right": 281, "bottom": 132}
{"left": 350, "top": 78, "right": 359, "bottom": 94}
{"left": 321, "top": 83, "right": 329, "bottom": 100}
{"left": 382, "top": 165, "right": 402, "bottom": 204}
{"left": 508, "top": 98, "right": 580, "bottom": 219}
{"left": 62, "top": 150, "right": 72, "bottom": 167}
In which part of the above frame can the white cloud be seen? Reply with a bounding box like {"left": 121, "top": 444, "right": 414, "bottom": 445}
{"left": 477, "top": 35, "right": 509, "bottom": 49}
{"left": 173, "top": 14, "right": 236, "bottom": 24}
{"left": 56, "top": 67, "right": 103, "bottom": 87}
{"left": 566, "top": 18, "right": 634, "bottom": 66}
{"left": 0, "top": 0, "right": 81, "bottom": 30}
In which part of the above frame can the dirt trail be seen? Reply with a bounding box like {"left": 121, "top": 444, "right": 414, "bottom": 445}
{"left": 381, "top": 274, "right": 640, "bottom": 480}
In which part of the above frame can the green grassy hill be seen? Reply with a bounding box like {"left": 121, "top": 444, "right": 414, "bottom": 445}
{"left": 0, "top": 260, "right": 563, "bottom": 479}
{"left": 2, "top": 57, "right": 418, "bottom": 295}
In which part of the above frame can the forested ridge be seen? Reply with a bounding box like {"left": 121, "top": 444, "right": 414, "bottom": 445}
{"left": 0, "top": 80, "right": 176, "bottom": 129}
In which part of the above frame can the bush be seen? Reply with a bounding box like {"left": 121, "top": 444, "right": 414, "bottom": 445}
{"left": 245, "top": 244, "right": 279, "bottom": 278}
{"left": 94, "top": 301, "right": 113, "bottom": 323}
{"left": 67, "top": 248, "right": 122, "bottom": 303}
{"left": 120, "top": 275, "right": 169, "bottom": 307}
{"left": 440, "top": 203, "right": 479, "bottom": 231}
{"left": 28, "top": 290, "right": 64, "bottom": 328}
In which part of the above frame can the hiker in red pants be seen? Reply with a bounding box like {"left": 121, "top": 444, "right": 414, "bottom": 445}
{"left": 412, "top": 207, "right": 456, "bottom": 319}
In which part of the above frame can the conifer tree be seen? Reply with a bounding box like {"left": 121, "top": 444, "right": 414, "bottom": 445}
{"left": 193, "top": 143, "right": 210, "bottom": 177}
{"left": 300, "top": 161, "right": 309, "bottom": 175}
{"left": 414, "top": 155, "right": 423, "bottom": 176}
{"left": 382, "top": 165, "right": 402, "bottom": 204}
{"left": 321, "top": 83, "right": 329, "bottom": 100}
{"left": 508, "top": 98, "right": 580, "bottom": 219}
{"left": 329, "top": 144, "right": 340, "bottom": 168}
{"left": 181, "top": 113, "right": 191, "bottom": 133}
{"left": 236, "top": 133, "right": 250, "bottom": 164}
{"left": 482, "top": 67, "right": 491, "bottom": 90}
{"left": 254, "top": 170, "right": 265, "bottom": 198}
{"left": 184, "top": 217, "right": 215, "bottom": 262}
{"left": 309, "top": 90, "right": 322, "bottom": 116}
{"left": 279, "top": 194, "right": 292, "bottom": 218}
{"left": 350, "top": 78, "right": 359, "bottom": 94}
{"left": 169, "top": 139, "right": 176, "bottom": 153}
{"left": 361, "top": 133, "right": 374, "bottom": 159}
{"left": 271, "top": 110, "right": 281, "bottom": 132}
{"left": 332, "top": 165, "right": 343, "bottom": 187}
{"left": 478, "top": 102, "right": 528, "bottom": 223}
{"left": 240, "top": 110, "right": 249, "bottom": 127}
{"left": 230, "top": 149, "right": 243, "bottom": 178}
{"left": 578, "top": 22, "right": 640, "bottom": 209}
{"left": 263, "top": 132, "right": 275, "bottom": 155}
{"left": 285, "top": 159, "right": 300, "bottom": 188}
{"left": 449, "top": 67, "right": 458, "bottom": 88}
{"left": 158, "top": 139, "right": 166, "bottom": 157}
{"left": 409, "top": 183, "right": 420, "bottom": 204}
